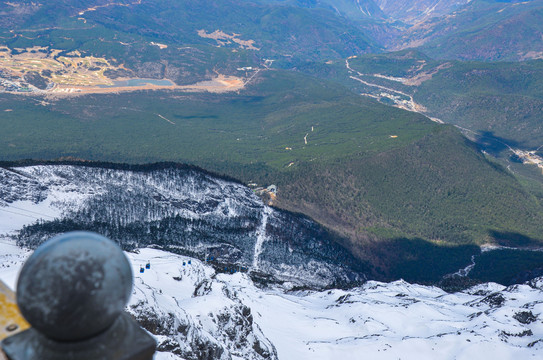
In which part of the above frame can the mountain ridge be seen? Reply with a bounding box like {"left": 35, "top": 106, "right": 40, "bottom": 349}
{"left": 3, "top": 162, "right": 543, "bottom": 286}
{"left": 0, "top": 163, "right": 367, "bottom": 288}
{"left": 391, "top": 0, "right": 543, "bottom": 61}
{"left": 1, "top": 242, "right": 543, "bottom": 359}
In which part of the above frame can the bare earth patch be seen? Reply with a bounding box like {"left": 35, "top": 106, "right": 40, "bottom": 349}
{"left": 197, "top": 30, "right": 260, "bottom": 51}
{"left": 403, "top": 62, "right": 453, "bottom": 86}
{"left": 77, "top": 0, "right": 142, "bottom": 16}
{"left": 0, "top": 46, "right": 125, "bottom": 86}
{"left": 1, "top": 45, "right": 247, "bottom": 96}
{"left": 47, "top": 74, "right": 245, "bottom": 97}
{"left": 519, "top": 51, "right": 543, "bottom": 61}
{"left": 150, "top": 42, "right": 168, "bottom": 49}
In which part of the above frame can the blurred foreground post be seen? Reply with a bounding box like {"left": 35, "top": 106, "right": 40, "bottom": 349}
{"left": 0, "top": 232, "right": 156, "bottom": 360}
{"left": 0, "top": 280, "right": 30, "bottom": 360}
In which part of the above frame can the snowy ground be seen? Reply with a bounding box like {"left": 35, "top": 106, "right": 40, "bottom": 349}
{"left": 1, "top": 167, "right": 541, "bottom": 358}
{"left": 1, "top": 165, "right": 542, "bottom": 358}
{"left": 1, "top": 165, "right": 364, "bottom": 288}
{"left": 0, "top": 238, "right": 31, "bottom": 290}
{"left": 1, "top": 242, "right": 542, "bottom": 359}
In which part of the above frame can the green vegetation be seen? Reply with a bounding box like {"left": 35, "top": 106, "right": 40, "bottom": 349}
{"left": 0, "top": 0, "right": 378, "bottom": 69}
{"left": 349, "top": 50, "right": 435, "bottom": 77}
{"left": 372, "top": 238, "right": 479, "bottom": 283}
{"left": 413, "top": 60, "right": 543, "bottom": 149}
{"left": 469, "top": 249, "right": 543, "bottom": 285}
{"left": 317, "top": 52, "right": 543, "bottom": 152}
{"left": 0, "top": 17, "right": 257, "bottom": 86}
{"left": 0, "top": 70, "right": 431, "bottom": 165}
{"left": 394, "top": 0, "right": 543, "bottom": 61}
{"left": 2, "top": 69, "right": 543, "bottom": 282}
{"left": 2, "top": 0, "right": 543, "bottom": 284}
{"left": 273, "top": 126, "right": 543, "bottom": 248}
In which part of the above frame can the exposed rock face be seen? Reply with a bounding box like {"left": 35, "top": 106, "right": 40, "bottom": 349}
{"left": 514, "top": 311, "right": 538, "bottom": 325}
{"left": 1, "top": 241, "right": 543, "bottom": 359}
{"left": 126, "top": 249, "right": 278, "bottom": 360}
{"left": 112, "top": 249, "right": 543, "bottom": 360}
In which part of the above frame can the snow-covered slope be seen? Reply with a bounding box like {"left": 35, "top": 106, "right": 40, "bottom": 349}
{"left": 1, "top": 244, "right": 542, "bottom": 359}
{"left": 2, "top": 163, "right": 543, "bottom": 359}
{"left": 0, "top": 164, "right": 365, "bottom": 288}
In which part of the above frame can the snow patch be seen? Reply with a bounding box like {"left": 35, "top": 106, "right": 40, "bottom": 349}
{"left": 1, "top": 246, "right": 542, "bottom": 359}
{"left": 252, "top": 206, "right": 272, "bottom": 269}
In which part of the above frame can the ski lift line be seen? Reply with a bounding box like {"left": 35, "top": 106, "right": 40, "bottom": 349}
{"left": 0, "top": 207, "right": 43, "bottom": 220}
{"left": 3, "top": 205, "right": 56, "bottom": 219}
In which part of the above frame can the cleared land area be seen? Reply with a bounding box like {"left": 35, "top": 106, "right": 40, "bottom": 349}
{"left": 0, "top": 46, "right": 245, "bottom": 95}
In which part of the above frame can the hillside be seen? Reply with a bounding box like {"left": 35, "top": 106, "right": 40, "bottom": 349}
{"left": 1, "top": 243, "right": 543, "bottom": 359}
{"left": 2, "top": 0, "right": 543, "bottom": 286}
{"left": 412, "top": 60, "right": 543, "bottom": 149}
{"left": 4, "top": 0, "right": 541, "bottom": 67}
{"left": 391, "top": 0, "right": 543, "bottom": 61}
{"left": 257, "top": 0, "right": 386, "bottom": 20}
{"left": 273, "top": 126, "right": 543, "bottom": 279}
{"left": 312, "top": 51, "right": 543, "bottom": 153}
{"left": 0, "top": 164, "right": 367, "bottom": 288}
{"left": 1, "top": 69, "right": 543, "bottom": 282}
{"left": 0, "top": 0, "right": 379, "bottom": 71}
{"left": 0, "top": 0, "right": 388, "bottom": 98}
{"left": 376, "top": 0, "right": 470, "bottom": 24}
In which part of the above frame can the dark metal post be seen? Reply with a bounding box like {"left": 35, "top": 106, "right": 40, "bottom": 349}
{"left": 1, "top": 232, "right": 156, "bottom": 360}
